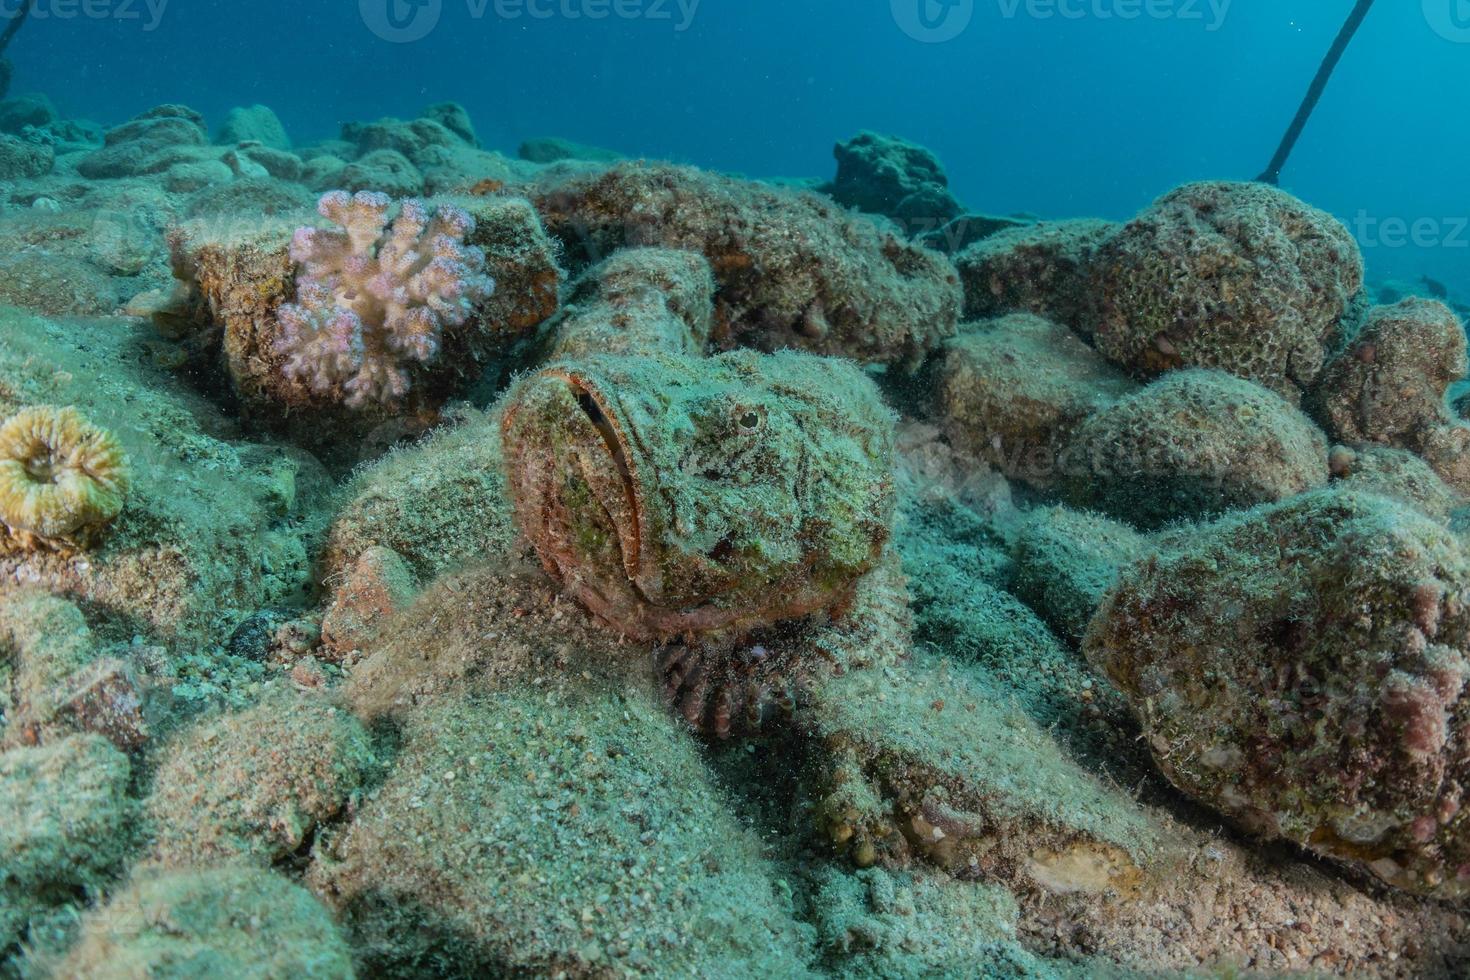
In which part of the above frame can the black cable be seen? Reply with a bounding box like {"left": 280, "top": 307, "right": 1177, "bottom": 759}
{"left": 1257, "top": 0, "right": 1377, "bottom": 185}
{"left": 0, "top": 0, "right": 35, "bottom": 60}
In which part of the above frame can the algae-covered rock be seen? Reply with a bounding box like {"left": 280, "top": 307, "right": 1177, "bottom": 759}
{"left": 144, "top": 690, "right": 378, "bottom": 867}
{"left": 217, "top": 103, "right": 290, "bottom": 150}
{"left": 168, "top": 194, "right": 560, "bottom": 453}
{"left": 954, "top": 218, "right": 1117, "bottom": 331}
{"left": 1010, "top": 506, "right": 1149, "bottom": 644}
{"left": 1085, "top": 488, "right": 1470, "bottom": 900}
{"left": 1308, "top": 298, "right": 1467, "bottom": 450}
{"left": 1, "top": 735, "right": 133, "bottom": 953}
{"left": 828, "top": 131, "right": 964, "bottom": 227}
{"left": 0, "top": 133, "right": 51, "bottom": 179}
{"left": 76, "top": 105, "right": 209, "bottom": 180}
{"left": 56, "top": 866, "right": 354, "bottom": 979}
{"left": 934, "top": 314, "right": 1137, "bottom": 488}
{"left": 0, "top": 311, "right": 322, "bottom": 649}
{"left": 543, "top": 246, "right": 715, "bottom": 359}
{"left": 502, "top": 349, "right": 896, "bottom": 641}
{"left": 1089, "top": 181, "right": 1364, "bottom": 398}
{"left": 1061, "top": 369, "right": 1330, "bottom": 528}
{"left": 809, "top": 867, "right": 1074, "bottom": 978}
{"left": 519, "top": 135, "right": 622, "bottom": 164}
{"left": 1330, "top": 444, "right": 1466, "bottom": 523}
{"left": 534, "top": 161, "right": 961, "bottom": 369}
{"left": 313, "top": 686, "right": 815, "bottom": 977}
{"left": 321, "top": 406, "right": 515, "bottom": 584}
{"left": 2, "top": 590, "right": 147, "bottom": 750}
{"left": 806, "top": 648, "right": 1158, "bottom": 884}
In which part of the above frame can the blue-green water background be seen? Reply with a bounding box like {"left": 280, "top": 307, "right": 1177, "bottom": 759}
{"left": 11, "top": 0, "right": 1467, "bottom": 295}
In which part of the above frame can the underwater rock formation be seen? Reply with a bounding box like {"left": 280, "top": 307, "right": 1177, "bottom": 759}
{"left": 827, "top": 131, "right": 963, "bottom": 228}
{"left": 1329, "top": 444, "right": 1466, "bottom": 523}
{"left": 276, "top": 190, "right": 495, "bottom": 408}
{"left": 75, "top": 104, "right": 209, "bottom": 181}
{"left": 1088, "top": 181, "right": 1365, "bottom": 398}
{"left": 57, "top": 866, "right": 354, "bottom": 979}
{"left": 312, "top": 684, "right": 815, "bottom": 977}
{"left": 0, "top": 311, "right": 323, "bottom": 649}
{"left": 534, "top": 162, "right": 961, "bottom": 369}
{"left": 0, "top": 406, "right": 130, "bottom": 550}
{"left": 1308, "top": 298, "right": 1467, "bottom": 466}
{"left": 954, "top": 218, "right": 1117, "bottom": 331}
{"left": 1, "top": 591, "right": 147, "bottom": 751}
{"left": 170, "top": 192, "right": 560, "bottom": 446}
{"left": 1085, "top": 488, "right": 1470, "bottom": 900}
{"left": 217, "top": 103, "right": 290, "bottom": 150}
{"left": 543, "top": 246, "right": 715, "bottom": 359}
{"left": 1060, "top": 369, "right": 1330, "bottom": 529}
{"left": 1010, "top": 506, "right": 1148, "bottom": 644}
{"left": 144, "top": 690, "right": 378, "bottom": 867}
{"left": 933, "top": 313, "right": 1137, "bottom": 489}
{"left": 501, "top": 348, "right": 896, "bottom": 642}
{"left": 0, "top": 735, "right": 133, "bottom": 953}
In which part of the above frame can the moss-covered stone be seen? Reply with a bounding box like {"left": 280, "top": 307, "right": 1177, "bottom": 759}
{"left": 1329, "top": 444, "right": 1466, "bottom": 523}
{"left": 313, "top": 685, "right": 816, "bottom": 977}
{"left": 1010, "top": 506, "right": 1149, "bottom": 644}
{"left": 541, "top": 246, "right": 714, "bottom": 359}
{"left": 806, "top": 649, "right": 1158, "bottom": 887}
{"left": 55, "top": 866, "right": 354, "bottom": 979}
{"left": 1, "top": 735, "right": 133, "bottom": 954}
{"left": 1089, "top": 181, "right": 1364, "bottom": 398}
{"left": 1084, "top": 488, "right": 1470, "bottom": 900}
{"left": 144, "top": 689, "right": 379, "bottom": 867}
{"left": 534, "top": 162, "right": 961, "bottom": 369}
{"left": 1061, "top": 369, "right": 1329, "bottom": 528}
{"left": 1308, "top": 298, "right": 1467, "bottom": 449}
{"left": 954, "top": 218, "right": 1117, "bottom": 331}
{"left": 934, "top": 314, "right": 1137, "bottom": 488}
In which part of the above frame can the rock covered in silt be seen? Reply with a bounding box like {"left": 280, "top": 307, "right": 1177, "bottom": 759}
{"left": 56, "top": 866, "right": 354, "bottom": 979}
{"left": 143, "top": 690, "right": 379, "bottom": 867}
{"left": 1060, "top": 369, "right": 1329, "bottom": 529}
{"left": 1088, "top": 181, "right": 1365, "bottom": 398}
{"left": 1307, "top": 298, "right": 1467, "bottom": 457}
{"left": 543, "top": 246, "right": 715, "bottom": 359}
{"left": 311, "top": 686, "right": 816, "bottom": 976}
{"left": 1084, "top": 488, "right": 1470, "bottom": 900}
{"left": 534, "top": 162, "right": 961, "bottom": 369}
{"left": 1, "top": 735, "right": 134, "bottom": 952}
{"left": 501, "top": 349, "right": 896, "bottom": 641}
{"left": 828, "top": 131, "right": 964, "bottom": 227}
{"left": 933, "top": 314, "right": 1137, "bottom": 488}
{"left": 954, "top": 218, "right": 1117, "bottom": 332}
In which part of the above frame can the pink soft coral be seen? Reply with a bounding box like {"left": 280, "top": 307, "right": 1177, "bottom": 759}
{"left": 277, "top": 191, "right": 495, "bottom": 408}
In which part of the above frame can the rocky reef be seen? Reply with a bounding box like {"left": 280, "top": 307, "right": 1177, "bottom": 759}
{"left": 3, "top": 94, "right": 1470, "bottom": 978}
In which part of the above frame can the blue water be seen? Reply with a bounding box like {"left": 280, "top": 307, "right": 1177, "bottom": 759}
{"left": 12, "top": 0, "right": 1467, "bottom": 295}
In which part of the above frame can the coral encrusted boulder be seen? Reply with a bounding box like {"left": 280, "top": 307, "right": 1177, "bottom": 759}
{"left": 828, "top": 131, "right": 964, "bottom": 228}
{"left": 954, "top": 218, "right": 1118, "bottom": 332}
{"left": 1088, "top": 181, "right": 1365, "bottom": 398}
{"left": 1084, "top": 488, "right": 1470, "bottom": 900}
{"left": 1061, "top": 369, "right": 1330, "bottom": 528}
{"left": 933, "top": 314, "right": 1137, "bottom": 488}
{"left": 533, "top": 162, "right": 961, "bottom": 369}
{"left": 1308, "top": 298, "right": 1467, "bottom": 454}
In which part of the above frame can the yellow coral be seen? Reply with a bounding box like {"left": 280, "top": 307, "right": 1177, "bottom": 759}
{"left": 0, "top": 407, "right": 130, "bottom": 549}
